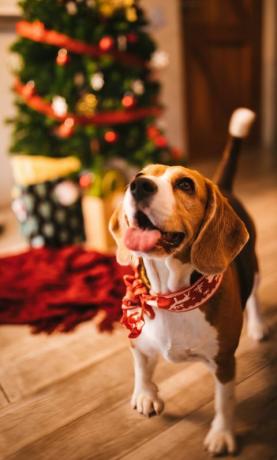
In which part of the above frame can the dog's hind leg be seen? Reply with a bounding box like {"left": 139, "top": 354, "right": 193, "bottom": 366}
{"left": 246, "top": 273, "right": 269, "bottom": 341}
{"left": 130, "top": 346, "right": 164, "bottom": 417}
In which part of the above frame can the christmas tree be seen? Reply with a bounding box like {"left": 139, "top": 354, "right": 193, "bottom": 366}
{"left": 10, "top": 0, "right": 180, "bottom": 198}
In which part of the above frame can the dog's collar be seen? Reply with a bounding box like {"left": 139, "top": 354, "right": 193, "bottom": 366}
{"left": 121, "top": 266, "right": 223, "bottom": 338}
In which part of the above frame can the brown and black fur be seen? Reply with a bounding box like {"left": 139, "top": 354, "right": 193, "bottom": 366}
{"left": 214, "top": 136, "right": 258, "bottom": 308}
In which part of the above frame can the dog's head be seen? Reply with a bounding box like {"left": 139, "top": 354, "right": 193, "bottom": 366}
{"left": 109, "top": 164, "right": 249, "bottom": 274}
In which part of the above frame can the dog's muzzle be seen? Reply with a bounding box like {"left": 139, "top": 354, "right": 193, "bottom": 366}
{"left": 124, "top": 176, "right": 185, "bottom": 253}
{"left": 130, "top": 177, "right": 157, "bottom": 202}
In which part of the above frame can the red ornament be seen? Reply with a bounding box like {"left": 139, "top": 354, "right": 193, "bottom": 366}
{"left": 127, "top": 33, "right": 138, "bottom": 44}
{"left": 122, "top": 93, "right": 136, "bottom": 109}
{"left": 79, "top": 172, "right": 93, "bottom": 189}
{"left": 155, "top": 135, "right": 168, "bottom": 148}
{"left": 99, "top": 36, "right": 114, "bottom": 52}
{"left": 104, "top": 130, "right": 118, "bottom": 143}
{"left": 55, "top": 117, "right": 76, "bottom": 138}
{"left": 147, "top": 125, "right": 168, "bottom": 147}
{"left": 56, "top": 48, "right": 70, "bottom": 66}
{"left": 147, "top": 125, "right": 159, "bottom": 140}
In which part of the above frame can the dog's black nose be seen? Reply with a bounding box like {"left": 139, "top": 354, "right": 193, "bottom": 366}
{"left": 130, "top": 177, "right": 157, "bottom": 201}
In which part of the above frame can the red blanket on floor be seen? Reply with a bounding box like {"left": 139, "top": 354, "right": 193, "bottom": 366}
{"left": 0, "top": 246, "right": 129, "bottom": 333}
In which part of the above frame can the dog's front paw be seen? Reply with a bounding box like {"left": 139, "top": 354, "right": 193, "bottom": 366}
{"left": 131, "top": 389, "right": 164, "bottom": 417}
{"left": 204, "top": 428, "right": 237, "bottom": 456}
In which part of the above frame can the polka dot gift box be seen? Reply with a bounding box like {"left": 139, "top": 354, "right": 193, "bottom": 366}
{"left": 11, "top": 155, "right": 85, "bottom": 248}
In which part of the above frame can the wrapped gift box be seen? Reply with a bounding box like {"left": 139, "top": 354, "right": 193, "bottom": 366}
{"left": 11, "top": 155, "right": 85, "bottom": 248}
{"left": 82, "top": 192, "right": 123, "bottom": 253}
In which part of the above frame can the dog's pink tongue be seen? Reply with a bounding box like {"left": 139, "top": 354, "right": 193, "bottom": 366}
{"left": 124, "top": 227, "right": 161, "bottom": 252}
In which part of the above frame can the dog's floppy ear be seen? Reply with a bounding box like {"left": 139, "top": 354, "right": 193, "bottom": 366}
{"left": 191, "top": 179, "right": 249, "bottom": 274}
{"left": 109, "top": 204, "right": 131, "bottom": 266}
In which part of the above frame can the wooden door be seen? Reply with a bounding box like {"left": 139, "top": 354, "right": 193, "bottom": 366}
{"left": 181, "top": 0, "right": 262, "bottom": 159}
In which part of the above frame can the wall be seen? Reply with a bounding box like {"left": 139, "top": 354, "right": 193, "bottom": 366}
{"left": 0, "top": 19, "right": 16, "bottom": 207}
{"left": 141, "top": 0, "right": 187, "bottom": 154}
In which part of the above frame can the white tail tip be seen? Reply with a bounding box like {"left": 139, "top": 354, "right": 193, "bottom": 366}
{"left": 229, "top": 108, "right": 256, "bottom": 138}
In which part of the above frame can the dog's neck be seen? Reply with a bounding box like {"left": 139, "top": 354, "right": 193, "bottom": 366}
{"left": 141, "top": 256, "right": 194, "bottom": 295}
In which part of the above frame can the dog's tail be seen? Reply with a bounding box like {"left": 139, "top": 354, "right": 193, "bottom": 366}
{"left": 214, "top": 108, "right": 256, "bottom": 193}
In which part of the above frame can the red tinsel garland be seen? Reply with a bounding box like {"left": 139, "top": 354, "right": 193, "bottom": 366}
{"left": 14, "top": 79, "right": 162, "bottom": 126}
{"left": 0, "top": 246, "right": 131, "bottom": 334}
{"left": 16, "top": 20, "right": 146, "bottom": 69}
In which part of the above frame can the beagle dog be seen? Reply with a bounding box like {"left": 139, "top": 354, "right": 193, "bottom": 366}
{"left": 109, "top": 108, "right": 267, "bottom": 456}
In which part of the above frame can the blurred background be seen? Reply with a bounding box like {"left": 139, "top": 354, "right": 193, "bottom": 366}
{"left": 0, "top": 2, "right": 276, "bottom": 459}
{"left": 1, "top": 0, "right": 276, "bottom": 208}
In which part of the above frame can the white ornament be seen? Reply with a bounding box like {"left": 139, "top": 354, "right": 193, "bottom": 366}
{"left": 90, "top": 72, "right": 104, "bottom": 91}
{"left": 52, "top": 96, "right": 68, "bottom": 117}
{"left": 54, "top": 181, "right": 80, "bottom": 206}
{"left": 151, "top": 50, "right": 169, "bottom": 69}
{"left": 132, "top": 79, "right": 144, "bottom": 95}
{"left": 66, "top": 1, "right": 78, "bottom": 15}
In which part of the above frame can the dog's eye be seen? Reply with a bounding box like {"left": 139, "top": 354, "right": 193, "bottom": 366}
{"left": 175, "top": 177, "right": 195, "bottom": 194}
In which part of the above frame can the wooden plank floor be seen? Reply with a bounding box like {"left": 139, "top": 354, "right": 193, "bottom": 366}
{"left": 0, "top": 152, "right": 277, "bottom": 460}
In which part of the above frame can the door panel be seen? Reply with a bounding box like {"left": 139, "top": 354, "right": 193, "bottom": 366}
{"left": 181, "top": 0, "right": 262, "bottom": 159}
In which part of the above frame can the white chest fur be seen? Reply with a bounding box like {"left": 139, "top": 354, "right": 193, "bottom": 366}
{"left": 133, "top": 256, "right": 219, "bottom": 367}
{"left": 135, "top": 307, "right": 218, "bottom": 366}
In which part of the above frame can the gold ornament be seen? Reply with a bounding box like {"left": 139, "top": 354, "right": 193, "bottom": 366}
{"left": 76, "top": 93, "right": 98, "bottom": 116}
{"left": 98, "top": 0, "right": 135, "bottom": 17}
{"left": 98, "top": 3, "right": 114, "bottom": 16}
{"left": 122, "top": 0, "right": 134, "bottom": 5}
{"left": 126, "top": 6, "right": 137, "bottom": 22}
{"left": 66, "top": 1, "right": 78, "bottom": 15}
{"left": 132, "top": 79, "right": 144, "bottom": 95}
{"left": 74, "top": 72, "right": 85, "bottom": 86}
{"left": 101, "top": 169, "right": 126, "bottom": 197}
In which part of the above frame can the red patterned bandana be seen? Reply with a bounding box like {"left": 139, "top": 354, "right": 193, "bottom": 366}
{"left": 121, "top": 268, "right": 223, "bottom": 338}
